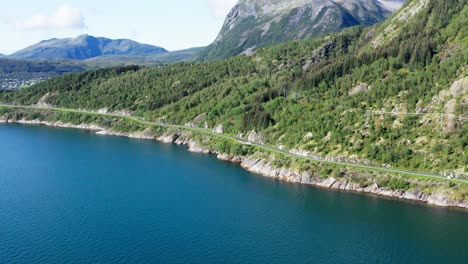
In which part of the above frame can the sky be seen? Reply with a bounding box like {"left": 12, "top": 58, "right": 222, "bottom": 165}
{"left": 0, "top": 0, "right": 238, "bottom": 54}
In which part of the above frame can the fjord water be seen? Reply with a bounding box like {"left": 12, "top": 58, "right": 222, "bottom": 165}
{"left": 0, "top": 125, "right": 467, "bottom": 264}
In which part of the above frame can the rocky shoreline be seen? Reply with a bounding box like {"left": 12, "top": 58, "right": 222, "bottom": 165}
{"left": 2, "top": 117, "right": 467, "bottom": 210}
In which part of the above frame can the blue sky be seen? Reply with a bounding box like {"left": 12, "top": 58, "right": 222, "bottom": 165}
{"left": 1, "top": 0, "right": 238, "bottom": 54}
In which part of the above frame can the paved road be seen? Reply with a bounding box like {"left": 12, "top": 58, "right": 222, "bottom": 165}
{"left": 1, "top": 103, "right": 466, "bottom": 184}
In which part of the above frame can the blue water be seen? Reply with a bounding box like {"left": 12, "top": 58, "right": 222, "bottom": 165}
{"left": 0, "top": 124, "right": 467, "bottom": 264}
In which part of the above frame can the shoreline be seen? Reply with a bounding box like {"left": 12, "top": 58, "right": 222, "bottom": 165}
{"left": 2, "top": 118, "right": 467, "bottom": 210}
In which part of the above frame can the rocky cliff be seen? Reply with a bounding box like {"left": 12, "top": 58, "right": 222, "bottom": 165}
{"left": 198, "top": 0, "right": 406, "bottom": 60}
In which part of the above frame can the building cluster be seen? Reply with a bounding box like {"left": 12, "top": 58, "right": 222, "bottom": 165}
{"left": 0, "top": 77, "right": 48, "bottom": 90}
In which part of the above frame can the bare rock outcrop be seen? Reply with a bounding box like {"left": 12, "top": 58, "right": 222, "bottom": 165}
{"left": 449, "top": 76, "right": 468, "bottom": 97}
{"left": 349, "top": 83, "right": 371, "bottom": 96}
{"left": 213, "top": 124, "right": 224, "bottom": 134}
{"left": 247, "top": 130, "right": 264, "bottom": 144}
{"left": 185, "top": 113, "right": 206, "bottom": 128}
{"left": 36, "top": 92, "right": 56, "bottom": 108}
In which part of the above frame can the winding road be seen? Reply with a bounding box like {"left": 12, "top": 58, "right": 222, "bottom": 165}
{"left": 1, "top": 103, "right": 466, "bottom": 184}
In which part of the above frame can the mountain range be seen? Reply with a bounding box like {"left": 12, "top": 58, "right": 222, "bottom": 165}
{"left": 6, "top": 0, "right": 406, "bottom": 63}
{"left": 8, "top": 35, "right": 168, "bottom": 61}
{"left": 198, "top": 0, "right": 406, "bottom": 60}
{"left": 0, "top": 37, "right": 201, "bottom": 89}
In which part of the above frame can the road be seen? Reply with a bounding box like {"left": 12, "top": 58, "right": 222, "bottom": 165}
{"left": 1, "top": 103, "right": 466, "bottom": 184}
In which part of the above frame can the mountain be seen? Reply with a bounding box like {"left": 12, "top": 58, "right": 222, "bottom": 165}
{"left": 9, "top": 35, "right": 168, "bottom": 60}
{"left": 0, "top": 53, "right": 4, "bottom": 58}
{"left": 0, "top": 45, "right": 202, "bottom": 87}
{"left": 1, "top": 0, "right": 466, "bottom": 200}
{"left": 198, "top": 0, "right": 406, "bottom": 60}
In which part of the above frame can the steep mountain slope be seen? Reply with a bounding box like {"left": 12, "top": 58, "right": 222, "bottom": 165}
{"left": 9, "top": 35, "right": 167, "bottom": 60}
{"left": 1, "top": 0, "right": 466, "bottom": 181}
{"left": 198, "top": 0, "right": 406, "bottom": 60}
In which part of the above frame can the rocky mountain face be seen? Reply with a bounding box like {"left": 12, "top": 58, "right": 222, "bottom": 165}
{"left": 9, "top": 35, "right": 168, "bottom": 60}
{"left": 198, "top": 0, "right": 406, "bottom": 60}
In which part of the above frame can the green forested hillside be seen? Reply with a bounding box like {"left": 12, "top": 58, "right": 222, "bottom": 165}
{"left": 1, "top": 0, "right": 466, "bottom": 177}
{"left": 84, "top": 47, "right": 203, "bottom": 66}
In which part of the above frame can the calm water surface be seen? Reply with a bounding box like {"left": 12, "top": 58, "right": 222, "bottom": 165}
{"left": 0, "top": 124, "right": 467, "bottom": 264}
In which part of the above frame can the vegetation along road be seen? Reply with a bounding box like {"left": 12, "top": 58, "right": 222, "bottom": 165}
{"left": 1, "top": 103, "right": 466, "bottom": 185}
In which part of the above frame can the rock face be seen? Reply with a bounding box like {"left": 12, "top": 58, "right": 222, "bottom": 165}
{"left": 247, "top": 130, "right": 264, "bottom": 144}
{"left": 238, "top": 156, "right": 468, "bottom": 209}
{"left": 198, "top": 0, "right": 406, "bottom": 60}
{"left": 4, "top": 118, "right": 104, "bottom": 131}
{"left": 449, "top": 76, "right": 468, "bottom": 97}
{"left": 36, "top": 93, "right": 54, "bottom": 108}
{"left": 184, "top": 113, "right": 207, "bottom": 128}
{"left": 349, "top": 83, "right": 371, "bottom": 96}
{"left": 213, "top": 124, "right": 224, "bottom": 134}
{"left": 9, "top": 35, "right": 167, "bottom": 60}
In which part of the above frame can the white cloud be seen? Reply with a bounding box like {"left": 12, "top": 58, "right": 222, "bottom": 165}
{"left": 208, "top": 0, "right": 238, "bottom": 18}
{"left": 16, "top": 4, "right": 86, "bottom": 31}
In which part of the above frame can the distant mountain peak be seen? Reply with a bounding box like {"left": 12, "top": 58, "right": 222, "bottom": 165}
{"left": 10, "top": 35, "right": 168, "bottom": 61}
{"left": 198, "top": 0, "right": 407, "bottom": 60}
